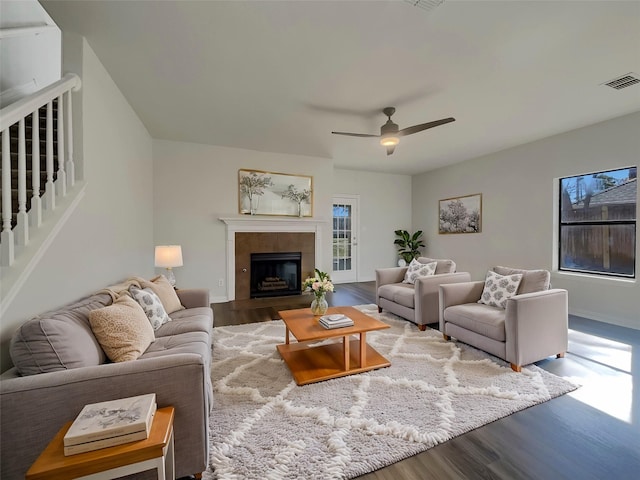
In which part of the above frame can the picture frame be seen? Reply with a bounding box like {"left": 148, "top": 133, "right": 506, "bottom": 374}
{"left": 439, "top": 193, "right": 482, "bottom": 234}
{"left": 238, "top": 169, "right": 313, "bottom": 217}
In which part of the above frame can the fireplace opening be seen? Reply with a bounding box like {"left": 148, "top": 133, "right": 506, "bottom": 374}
{"left": 250, "top": 252, "right": 302, "bottom": 298}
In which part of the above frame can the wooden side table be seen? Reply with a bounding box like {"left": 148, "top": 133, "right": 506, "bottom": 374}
{"left": 26, "top": 406, "right": 175, "bottom": 480}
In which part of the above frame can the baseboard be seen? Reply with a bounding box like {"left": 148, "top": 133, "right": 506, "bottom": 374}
{"left": 211, "top": 295, "right": 228, "bottom": 304}
{"left": 569, "top": 307, "right": 639, "bottom": 331}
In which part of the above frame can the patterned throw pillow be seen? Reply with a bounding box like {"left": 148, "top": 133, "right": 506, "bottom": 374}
{"left": 478, "top": 270, "right": 523, "bottom": 309}
{"left": 129, "top": 285, "right": 171, "bottom": 330}
{"left": 403, "top": 259, "right": 438, "bottom": 284}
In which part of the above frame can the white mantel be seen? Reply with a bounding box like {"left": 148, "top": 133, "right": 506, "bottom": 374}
{"left": 220, "top": 216, "right": 327, "bottom": 300}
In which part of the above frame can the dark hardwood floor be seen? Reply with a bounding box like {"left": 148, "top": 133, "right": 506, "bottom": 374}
{"left": 212, "top": 282, "right": 640, "bottom": 480}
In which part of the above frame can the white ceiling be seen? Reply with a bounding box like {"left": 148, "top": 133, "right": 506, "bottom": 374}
{"left": 41, "top": 0, "right": 640, "bottom": 175}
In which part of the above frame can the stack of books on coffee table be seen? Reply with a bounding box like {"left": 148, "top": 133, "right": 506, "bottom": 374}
{"left": 319, "top": 314, "right": 354, "bottom": 329}
{"left": 63, "top": 393, "right": 157, "bottom": 455}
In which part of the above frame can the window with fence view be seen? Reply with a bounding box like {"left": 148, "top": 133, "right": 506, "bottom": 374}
{"left": 559, "top": 166, "right": 637, "bottom": 277}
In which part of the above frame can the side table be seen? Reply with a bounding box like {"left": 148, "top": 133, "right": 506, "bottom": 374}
{"left": 26, "top": 406, "right": 175, "bottom": 480}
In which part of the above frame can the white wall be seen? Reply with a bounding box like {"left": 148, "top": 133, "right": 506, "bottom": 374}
{"left": 332, "top": 169, "right": 412, "bottom": 281}
{"left": 153, "top": 140, "right": 334, "bottom": 300}
{"left": 0, "top": 0, "right": 61, "bottom": 107}
{"left": 0, "top": 37, "right": 154, "bottom": 371}
{"left": 413, "top": 112, "right": 640, "bottom": 330}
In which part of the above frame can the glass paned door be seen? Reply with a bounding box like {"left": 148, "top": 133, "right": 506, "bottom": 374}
{"left": 332, "top": 196, "right": 358, "bottom": 283}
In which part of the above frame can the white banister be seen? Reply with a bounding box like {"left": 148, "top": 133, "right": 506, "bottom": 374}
{"left": 1, "top": 130, "right": 14, "bottom": 266}
{"left": 0, "top": 74, "right": 81, "bottom": 131}
{"left": 44, "top": 101, "right": 55, "bottom": 211}
{"left": 0, "top": 72, "right": 81, "bottom": 268}
{"left": 15, "top": 119, "right": 29, "bottom": 246}
{"left": 30, "top": 109, "right": 42, "bottom": 228}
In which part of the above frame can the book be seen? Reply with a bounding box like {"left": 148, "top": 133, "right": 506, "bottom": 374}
{"left": 63, "top": 411, "right": 155, "bottom": 456}
{"left": 319, "top": 314, "right": 354, "bottom": 329}
{"left": 64, "top": 393, "right": 157, "bottom": 447}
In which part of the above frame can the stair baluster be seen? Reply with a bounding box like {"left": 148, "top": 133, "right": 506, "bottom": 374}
{"left": 30, "top": 109, "right": 42, "bottom": 228}
{"left": 65, "top": 91, "right": 74, "bottom": 188}
{"left": 44, "top": 101, "right": 55, "bottom": 212}
{"left": 55, "top": 94, "right": 66, "bottom": 198}
{"left": 15, "top": 119, "right": 28, "bottom": 246}
{"left": 1, "top": 130, "right": 14, "bottom": 265}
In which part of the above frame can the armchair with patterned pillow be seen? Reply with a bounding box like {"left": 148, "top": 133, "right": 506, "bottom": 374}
{"left": 439, "top": 266, "right": 568, "bottom": 372}
{"left": 376, "top": 257, "right": 471, "bottom": 330}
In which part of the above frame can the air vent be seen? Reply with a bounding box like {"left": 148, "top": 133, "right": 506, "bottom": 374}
{"left": 602, "top": 73, "right": 640, "bottom": 90}
{"left": 404, "top": 0, "right": 446, "bottom": 13}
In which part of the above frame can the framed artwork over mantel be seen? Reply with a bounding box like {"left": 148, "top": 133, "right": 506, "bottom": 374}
{"left": 238, "top": 169, "right": 313, "bottom": 217}
{"left": 439, "top": 193, "right": 482, "bottom": 234}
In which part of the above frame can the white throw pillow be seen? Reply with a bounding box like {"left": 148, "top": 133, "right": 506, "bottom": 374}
{"left": 478, "top": 270, "right": 523, "bottom": 309}
{"left": 129, "top": 285, "right": 171, "bottom": 330}
{"left": 403, "top": 259, "right": 437, "bottom": 284}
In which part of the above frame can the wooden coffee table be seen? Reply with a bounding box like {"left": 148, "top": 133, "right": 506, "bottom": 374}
{"left": 277, "top": 306, "right": 391, "bottom": 385}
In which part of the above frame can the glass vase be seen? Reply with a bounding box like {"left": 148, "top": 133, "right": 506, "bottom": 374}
{"left": 310, "top": 293, "right": 328, "bottom": 316}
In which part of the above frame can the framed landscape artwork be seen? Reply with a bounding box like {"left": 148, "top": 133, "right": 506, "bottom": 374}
{"left": 439, "top": 193, "right": 482, "bottom": 234}
{"left": 238, "top": 169, "right": 313, "bottom": 217}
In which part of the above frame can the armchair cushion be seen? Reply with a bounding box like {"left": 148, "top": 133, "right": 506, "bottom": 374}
{"left": 493, "top": 266, "right": 550, "bottom": 294}
{"left": 478, "top": 270, "right": 523, "bottom": 309}
{"left": 417, "top": 257, "right": 456, "bottom": 274}
{"left": 378, "top": 283, "right": 415, "bottom": 309}
{"left": 403, "top": 259, "right": 437, "bottom": 284}
{"left": 443, "top": 303, "right": 506, "bottom": 341}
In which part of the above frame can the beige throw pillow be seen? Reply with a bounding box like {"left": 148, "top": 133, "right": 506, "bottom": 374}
{"left": 140, "top": 275, "right": 184, "bottom": 314}
{"left": 89, "top": 295, "right": 155, "bottom": 362}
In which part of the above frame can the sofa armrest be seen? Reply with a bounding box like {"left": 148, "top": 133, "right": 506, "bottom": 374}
{"left": 505, "top": 289, "right": 568, "bottom": 367}
{"left": 0, "top": 354, "right": 210, "bottom": 479}
{"left": 438, "top": 281, "right": 485, "bottom": 331}
{"left": 176, "top": 288, "right": 210, "bottom": 309}
{"left": 414, "top": 272, "right": 472, "bottom": 325}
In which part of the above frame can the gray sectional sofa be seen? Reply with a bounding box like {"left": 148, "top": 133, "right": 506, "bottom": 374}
{"left": 0, "top": 285, "right": 213, "bottom": 479}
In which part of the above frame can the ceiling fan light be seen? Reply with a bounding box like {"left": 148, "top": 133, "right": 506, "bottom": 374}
{"left": 380, "top": 136, "right": 399, "bottom": 147}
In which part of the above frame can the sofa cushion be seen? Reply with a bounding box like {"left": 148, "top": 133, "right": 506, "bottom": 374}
{"left": 9, "top": 293, "right": 111, "bottom": 376}
{"left": 378, "top": 283, "right": 415, "bottom": 309}
{"left": 157, "top": 309, "right": 213, "bottom": 337}
{"left": 403, "top": 259, "right": 437, "bottom": 284}
{"left": 89, "top": 295, "right": 155, "bottom": 362}
{"left": 443, "top": 303, "right": 507, "bottom": 342}
{"left": 139, "top": 275, "right": 185, "bottom": 314}
{"left": 478, "top": 270, "right": 523, "bottom": 309}
{"left": 140, "top": 331, "right": 210, "bottom": 360}
{"left": 493, "top": 266, "right": 550, "bottom": 294}
{"left": 129, "top": 285, "right": 171, "bottom": 330}
{"left": 417, "top": 257, "right": 456, "bottom": 274}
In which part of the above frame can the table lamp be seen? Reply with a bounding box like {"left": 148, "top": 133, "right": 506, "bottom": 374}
{"left": 154, "top": 245, "right": 183, "bottom": 287}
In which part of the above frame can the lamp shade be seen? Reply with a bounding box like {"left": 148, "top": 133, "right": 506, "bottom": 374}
{"left": 155, "top": 245, "right": 183, "bottom": 268}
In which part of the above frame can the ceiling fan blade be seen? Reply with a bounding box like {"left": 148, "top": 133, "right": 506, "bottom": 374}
{"left": 398, "top": 117, "right": 455, "bottom": 137}
{"left": 331, "top": 131, "right": 379, "bottom": 138}
{"left": 386, "top": 145, "right": 396, "bottom": 156}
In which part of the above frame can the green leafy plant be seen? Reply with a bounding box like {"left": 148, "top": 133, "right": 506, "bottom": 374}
{"left": 394, "top": 229, "right": 425, "bottom": 263}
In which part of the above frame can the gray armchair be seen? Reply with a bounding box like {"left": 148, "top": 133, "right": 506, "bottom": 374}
{"left": 439, "top": 266, "right": 568, "bottom": 372}
{"left": 376, "top": 257, "right": 471, "bottom": 330}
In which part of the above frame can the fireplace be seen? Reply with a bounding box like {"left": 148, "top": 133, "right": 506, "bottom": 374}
{"left": 250, "top": 252, "right": 302, "bottom": 298}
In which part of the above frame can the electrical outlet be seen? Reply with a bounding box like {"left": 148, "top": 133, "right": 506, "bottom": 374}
{"left": 218, "top": 278, "right": 224, "bottom": 287}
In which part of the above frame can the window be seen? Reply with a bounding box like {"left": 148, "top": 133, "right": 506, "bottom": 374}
{"left": 559, "top": 167, "right": 637, "bottom": 277}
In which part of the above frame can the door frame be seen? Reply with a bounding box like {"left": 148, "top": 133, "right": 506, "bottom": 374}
{"left": 331, "top": 194, "right": 360, "bottom": 283}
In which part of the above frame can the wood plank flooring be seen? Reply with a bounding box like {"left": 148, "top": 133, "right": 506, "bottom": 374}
{"left": 212, "top": 282, "right": 640, "bottom": 480}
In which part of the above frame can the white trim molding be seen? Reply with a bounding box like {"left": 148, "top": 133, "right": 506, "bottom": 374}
{"left": 219, "top": 216, "right": 327, "bottom": 301}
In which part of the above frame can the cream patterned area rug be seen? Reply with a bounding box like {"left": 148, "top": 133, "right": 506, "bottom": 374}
{"left": 205, "top": 305, "right": 577, "bottom": 479}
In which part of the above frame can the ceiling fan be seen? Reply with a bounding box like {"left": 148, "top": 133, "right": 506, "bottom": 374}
{"left": 331, "top": 107, "right": 455, "bottom": 155}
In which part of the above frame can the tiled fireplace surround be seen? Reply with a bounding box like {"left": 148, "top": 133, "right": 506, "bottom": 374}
{"left": 220, "top": 217, "right": 325, "bottom": 301}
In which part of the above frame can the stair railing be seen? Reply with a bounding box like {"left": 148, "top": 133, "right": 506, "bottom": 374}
{"left": 0, "top": 73, "right": 81, "bottom": 267}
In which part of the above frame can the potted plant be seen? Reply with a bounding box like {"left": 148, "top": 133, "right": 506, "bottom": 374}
{"left": 394, "top": 229, "right": 425, "bottom": 264}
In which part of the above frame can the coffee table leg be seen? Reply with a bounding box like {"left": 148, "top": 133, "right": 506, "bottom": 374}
{"left": 286, "top": 327, "right": 290, "bottom": 345}
{"left": 360, "top": 332, "right": 367, "bottom": 367}
{"left": 343, "top": 336, "right": 350, "bottom": 371}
